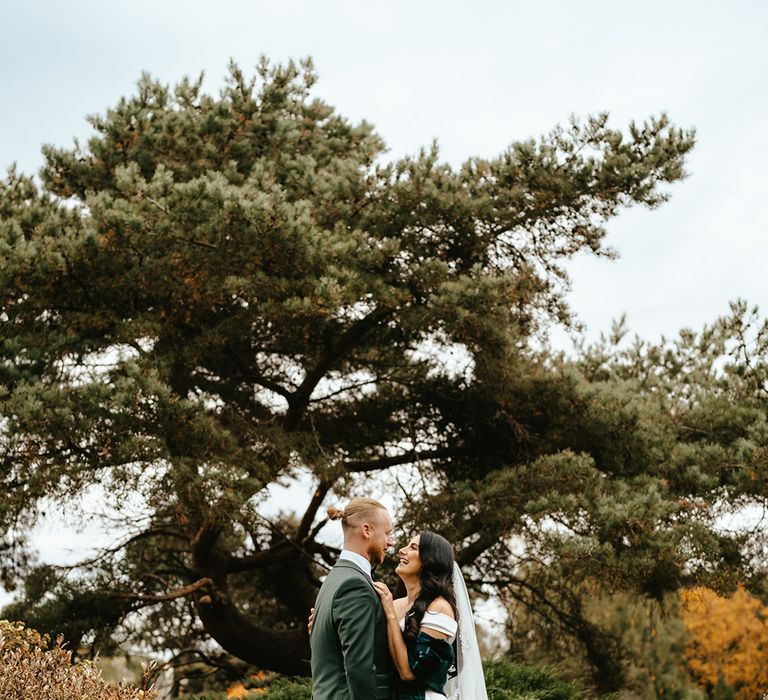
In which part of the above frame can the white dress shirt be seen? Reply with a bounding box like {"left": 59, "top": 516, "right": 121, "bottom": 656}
{"left": 338, "top": 549, "right": 373, "bottom": 578}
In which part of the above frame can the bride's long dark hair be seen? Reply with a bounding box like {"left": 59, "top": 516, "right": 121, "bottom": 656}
{"left": 403, "top": 531, "right": 458, "bottom": 642}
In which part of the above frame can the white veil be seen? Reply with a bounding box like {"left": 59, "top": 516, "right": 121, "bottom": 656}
{"left": 444, "top": 562, "right": 488, "bottom": 700}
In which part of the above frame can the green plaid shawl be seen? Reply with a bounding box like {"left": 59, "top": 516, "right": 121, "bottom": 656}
{"left": 394, "top": 632, "right": 456, "bottom": 700}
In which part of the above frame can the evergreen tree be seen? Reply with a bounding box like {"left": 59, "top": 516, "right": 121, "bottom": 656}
{"left": 2, "top": 59, "right": 765, "bottom": 689}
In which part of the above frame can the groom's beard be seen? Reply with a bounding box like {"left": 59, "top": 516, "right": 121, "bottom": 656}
{"left": 367, "top": 543, "right": 385, "bottom": 567}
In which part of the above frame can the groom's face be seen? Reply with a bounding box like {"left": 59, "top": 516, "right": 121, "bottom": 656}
{"left": 365, "top": 510, "right": 395, "bottom": 567}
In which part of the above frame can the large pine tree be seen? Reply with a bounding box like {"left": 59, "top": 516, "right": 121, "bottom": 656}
{"left": 2, "top": 59, "right": 765, "bottom": 690}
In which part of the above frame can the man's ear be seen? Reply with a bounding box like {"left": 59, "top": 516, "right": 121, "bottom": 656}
{"left": 360, "top": 522, "right": 371, "bottom": 539}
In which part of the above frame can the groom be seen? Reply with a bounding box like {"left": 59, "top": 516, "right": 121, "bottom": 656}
{"left": 310, "top": 497, "right": 395, "bottom": 699}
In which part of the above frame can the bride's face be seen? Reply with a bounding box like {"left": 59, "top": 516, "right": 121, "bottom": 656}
{"left": 395, "top": 535, "right": 421, "bottom": 577}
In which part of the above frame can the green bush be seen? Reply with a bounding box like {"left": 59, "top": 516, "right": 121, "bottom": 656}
{"left": 259, "top": 665, "right": 583, "bottom": 699}
{"left": 258, "top": 676, "right": 312, "bottom": 699}
{"left": 183, "top": 676, "right": 312, "bottom": 699}
{"left": 484, "top": 658, "right": 611, "bottom": 700}
{"left": 187, "top": 660, "right": 608, "bottom": 699}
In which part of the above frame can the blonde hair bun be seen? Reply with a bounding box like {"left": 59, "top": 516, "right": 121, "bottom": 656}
{"left": 327, "top": 505, "right": 345, "bottom": 520}
{"left": 326, "top": 498, "right": 387, "bottom": 530}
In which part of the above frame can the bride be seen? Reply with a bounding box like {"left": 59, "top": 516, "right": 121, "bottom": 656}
{"left": 372, "top": 531, "right": 488, "bottom": 700}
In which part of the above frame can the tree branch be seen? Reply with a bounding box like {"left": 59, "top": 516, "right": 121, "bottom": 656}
{"left": 344, "top": 447, "right": 461, "bottom": 472}
{"left": 283, "top": 308, "right": 390, "bottom": 430}
{"left": 111, "top": 577, "right": 214, "bottom": 603}
{"left": 223, "top": 347, "right": 294, "bottom": 399}
{"left": 226, "top": 542, "right": 296, "bottom": 573}
{"left": 296, "top": 480, "right": 333, "bottom": 543}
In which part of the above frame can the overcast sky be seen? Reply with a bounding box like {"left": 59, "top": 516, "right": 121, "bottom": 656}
{"left": 1, "top": 0, "right": 767, "bottom": 600}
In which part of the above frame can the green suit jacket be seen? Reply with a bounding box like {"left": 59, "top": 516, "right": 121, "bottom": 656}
{"left": 310, "top": 559, "right": 391, "bottom": 700}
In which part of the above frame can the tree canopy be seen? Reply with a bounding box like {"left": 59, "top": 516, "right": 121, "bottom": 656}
{"left": 2, "top": 59, "right": 766, "bottom": 692}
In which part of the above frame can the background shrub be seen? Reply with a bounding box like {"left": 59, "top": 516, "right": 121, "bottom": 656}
{"left": 0, "top": 620, "right": 155, "bottom": 700}
{"left": 186, "top": 659, "right": 609, "bottom": 699}
{"left": 184, "top": 676, "right": 312, "bottom": 699}
{"left": 484, "top": 658, "right": 613, "bottom": 700}
{"left": 0, "top": 618, "right": 50, "bottom": 651}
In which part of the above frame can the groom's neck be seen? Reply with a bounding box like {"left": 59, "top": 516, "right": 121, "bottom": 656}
{"left": 342, "top": 541, "right": 371, "bottom": 563}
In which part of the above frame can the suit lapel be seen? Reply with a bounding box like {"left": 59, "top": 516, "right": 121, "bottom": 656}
{"left": 335, "top": 559, "right": 375, "bottom": 590}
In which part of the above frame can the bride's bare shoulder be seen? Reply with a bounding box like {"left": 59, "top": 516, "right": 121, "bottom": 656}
{"left": 427, "top": 597, "right": 455, "bottom": 618}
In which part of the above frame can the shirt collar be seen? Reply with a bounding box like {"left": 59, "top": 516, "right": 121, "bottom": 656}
{"left": 339, "top": 549, "right": 372, "bottom": 578}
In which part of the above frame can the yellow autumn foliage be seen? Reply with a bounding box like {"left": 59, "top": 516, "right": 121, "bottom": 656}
{"left": 681, "top": 586, "right": 768, "bottom": 699}
{"left": 226, "top": 682, "right": 251, "bottom": 698}
{"left": 226, "top": 674, "right": 269, "bottom": 697}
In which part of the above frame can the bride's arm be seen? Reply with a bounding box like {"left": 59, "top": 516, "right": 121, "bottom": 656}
{"left": 372, "top": 583, "right": 416, "bottom": 681}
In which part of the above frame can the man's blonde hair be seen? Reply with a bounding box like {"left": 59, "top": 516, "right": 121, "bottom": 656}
{"left": 327, "top": 497, "right": 387, "bottom": 531}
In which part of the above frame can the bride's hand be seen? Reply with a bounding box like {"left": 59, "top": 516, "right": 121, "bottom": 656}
{"left": 372, "top": 581, "right": 397, "bottom": 620}
{"left": 307, "top": 607, "right": 315, "bottom": 634}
